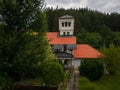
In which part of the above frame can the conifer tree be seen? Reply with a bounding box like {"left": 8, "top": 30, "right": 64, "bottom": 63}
{"left": 0, "top": 0, "right": 55, "bottom": 88}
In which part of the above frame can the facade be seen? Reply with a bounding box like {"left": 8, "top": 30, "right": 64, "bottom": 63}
{"left": 47, "top": 15, "right": 103, "bottom": 69}
{"left": 59, "top": 15, "right": 74, "bottom": 36}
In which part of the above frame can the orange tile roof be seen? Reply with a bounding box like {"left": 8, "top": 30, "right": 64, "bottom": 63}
{"left": 73, "top": 44, "right": 103, "bottom": 59}
{"left": 46, "top": 32, "right": 76, "bottom": 44}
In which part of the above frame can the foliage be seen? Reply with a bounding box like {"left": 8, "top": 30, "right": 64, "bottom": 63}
{"left": 46, "top": 8, "right": 120, "bottom": 48}
{"left": 0, "top": 0, "right": 56, "bottom": 89}
{"left": 0, "top": 0, "right": 45, "bottom": 33}
{"left": 64, "top": 72, "right": 71, "bottom": 80}
{"left": 0, "top": 29, "right": 22, "bottom": 81}
{"left": 80, "top": 73, "right": 120, "bottom": 90}
{"left": 23, "top": 76, "right": 43, "bottom": 85}
{"left": 79, "top": 60, "right": 104, "bottom": 81}
{"left": 76, "top": 28, "right": 102, "bottom": 49}
{"left": 40, "top": 61, "right": 64, "bottom": 86}
{"left": 79, "top": 72, "right": 120, "bottom": 90}
{"left": 15, "top": 32, "right": 55, "bottom": 79}
{"left": 0, "top": 74, "right": 11, "bottom": 90}
{"left": 94, "top": 72, "right": 120, "bottom": 90}
{"left": 46, "top": 8, "right": 120, "bottom": 32}
{"left": 101, "top": 44, "right": 120, "bottom": 75}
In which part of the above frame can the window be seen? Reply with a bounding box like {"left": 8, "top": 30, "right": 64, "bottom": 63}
{"left": 62, "top": 22, "right": 64, "bottom": 27}
{"left": 65, "top": 22, "right": 67, "bottom": 27}
{"left": 67, "top": 32, "right": 70, "bottom": 35}
{"left": 64, "top": 44, "right": 67, "bottom": 51}
{"left": 63, "top": 32, "right": 66, "bottom": 35}
{"left": 68, "top": 22, "right": 71, "bottom": 26}
{"left": 64, "top": 60, "right": 68, "bottom": 65}
{"left": 62, "top": 21, "right": 71, "bottom": 27}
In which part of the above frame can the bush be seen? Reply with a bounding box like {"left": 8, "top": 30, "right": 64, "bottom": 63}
{"left": 79, "top": 60, "right": 104, "bottom": 81}
{"left": 101, "top": 44, "right": 120, "bottom": 75}
{"left": 40, "top": 61, "right": 64, "bottom": 86}
{"left": 0, "top": 74, "right": 11, "bottom": 90}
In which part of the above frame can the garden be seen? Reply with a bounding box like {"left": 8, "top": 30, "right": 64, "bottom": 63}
{"left": 79, "top": 44, "right": 120, "bottom": 90}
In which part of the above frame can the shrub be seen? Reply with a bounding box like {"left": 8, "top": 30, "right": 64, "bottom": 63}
{"left": 79, "top": 60, "right": 104, "bottom": 81}
{"left": 40, "top": 61, "right": 64, "bottom": 86}
{"left": 0, "top": 74, "right": 11, "bottom": 90}
{"left": 101, "top": 44, "right": 120, "bottom": 75}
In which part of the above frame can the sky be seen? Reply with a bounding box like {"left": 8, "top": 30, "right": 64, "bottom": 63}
{"left": 45, "top": 0, "right": 120, "bottom": 13}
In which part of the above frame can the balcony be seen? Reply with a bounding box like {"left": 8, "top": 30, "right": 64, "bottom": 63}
{"left": 64, "top": 64, "right": 72, "bottom": 69}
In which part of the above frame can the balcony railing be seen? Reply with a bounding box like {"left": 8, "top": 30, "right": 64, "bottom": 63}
{"left": 64, "top": 64, "right": 72, "bottom": 69}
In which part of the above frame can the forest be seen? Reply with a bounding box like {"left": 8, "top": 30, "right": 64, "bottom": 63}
{"left": 0, "top": 0, "right": 120, "bottom": 89}
{"left": 46, "top": 8, "right": 120, "bottom": 48}
{"left": 0, "top": 0, "right": 62, "bottom": 89}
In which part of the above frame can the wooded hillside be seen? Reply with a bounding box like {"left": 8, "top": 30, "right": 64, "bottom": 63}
{"left": 46, "top": 8, "right": 120, "bottom": 48}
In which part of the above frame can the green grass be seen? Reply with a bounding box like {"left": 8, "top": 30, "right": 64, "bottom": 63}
{"left": 22, "top": 77, "right": 43, "bottom": 85}
{"left": 94, "top": 74, "right": 120, "bottom": 90}
{"left": 79, "top": 77, "right": 97, "bottom": 90}
{"left": 79, "top": 73, "right": 120, "bottom": 90}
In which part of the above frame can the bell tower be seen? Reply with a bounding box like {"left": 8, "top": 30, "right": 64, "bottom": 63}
{"left": 59, "top": 15, "right": 74, "bottom": 36}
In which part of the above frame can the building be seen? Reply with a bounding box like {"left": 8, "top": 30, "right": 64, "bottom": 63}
{"left": 47, "top": 15, "right": 103, "bottom": 69}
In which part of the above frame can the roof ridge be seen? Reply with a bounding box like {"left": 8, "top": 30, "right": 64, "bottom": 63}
{"left": 59, "top": 15, "right": 74, "bottom": 19}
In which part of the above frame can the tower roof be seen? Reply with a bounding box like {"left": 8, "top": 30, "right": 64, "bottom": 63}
{"left": 46, "top": 32, "right": 76, "bottom": 44}
{"left": 59, "top": 15, "right": 74, "bottom": 19}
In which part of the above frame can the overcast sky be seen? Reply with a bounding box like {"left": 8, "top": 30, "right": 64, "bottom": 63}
{"left": 45, "top": 0, "right": 120, "bottom": 13}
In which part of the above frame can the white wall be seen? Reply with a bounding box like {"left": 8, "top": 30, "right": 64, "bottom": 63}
{"left": 60, "top": 30, "right": 73, "bottom": 35}
{"left": 59, "top": 19, "right": 74, "bottom": 30}
{"left": 59, "top": 18, "right": 74, "bottom": 35}
{"left": 72, "top": 59, "right": 83, "bottom": 69}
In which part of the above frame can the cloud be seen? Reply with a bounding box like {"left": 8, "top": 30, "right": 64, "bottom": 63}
{"left": 45, "top": 0, "right": 120, "bottom": 13}
{"left": 46, "top": 0, "right": 88, "bottom": 8}
{"left": 88, "top": 0, "right": 120, "bottom": 13}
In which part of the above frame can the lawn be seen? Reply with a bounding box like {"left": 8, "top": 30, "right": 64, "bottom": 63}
{"left": 22, "top": 77, "right": 43, "bottom": 85}
{"left": 79, "top": 73, "right": 120, "bottom": 90}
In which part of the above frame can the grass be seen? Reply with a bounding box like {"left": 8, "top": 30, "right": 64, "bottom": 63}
{"left": 79, "top": 73, "right": 120, "bottom": 90}
{"left": 79, "top": 77, "right": 97, "bottom": 90}
{"left": 94, "top": 73, "right": 120, "bottom": 90}
{"left": 22, "top": 77, "right": 43, "bottom": 85}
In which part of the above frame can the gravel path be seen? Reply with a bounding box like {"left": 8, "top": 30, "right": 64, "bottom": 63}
{"left": 66, "top": 70, "right": 79, "bottom": 90}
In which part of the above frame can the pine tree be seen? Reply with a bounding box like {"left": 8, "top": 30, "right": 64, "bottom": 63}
{"left": 0, "top": 0, "right": 55, "bottom": 88}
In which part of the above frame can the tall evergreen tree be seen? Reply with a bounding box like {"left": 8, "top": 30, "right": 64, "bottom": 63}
{"left": 0, "top": 0, "right": 55, "bottom": 88}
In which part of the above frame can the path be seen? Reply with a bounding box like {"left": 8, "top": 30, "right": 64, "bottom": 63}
{"left": 66, "top": 70, "right": 79, "bottom": 90}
